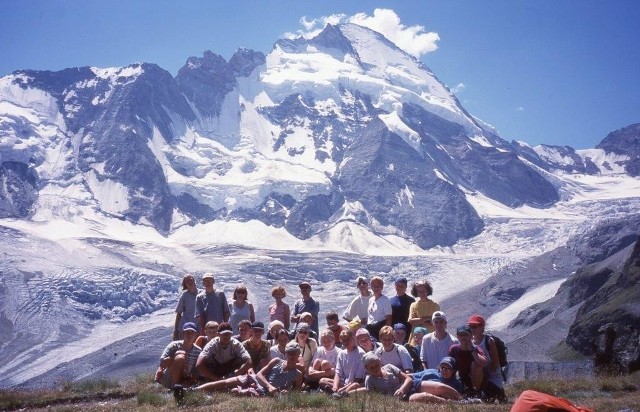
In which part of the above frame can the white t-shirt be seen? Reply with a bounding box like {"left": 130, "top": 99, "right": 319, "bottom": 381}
{"left": 375, "top": 343, "right": 414, "bottom": 372}
{"left": 368, "top": 294, "right": 392, "bottom": 324}
{"left": 312, "top": 346, "right": 339, "bottom": 367}
{"left": 335, "top": 347, "right": 366, "bottom": 385}
{"left": 343, "top": 295, "right": 371, "bottom": 322}
{"left": 420, "top": 332, "right": 458, "bottom": 369}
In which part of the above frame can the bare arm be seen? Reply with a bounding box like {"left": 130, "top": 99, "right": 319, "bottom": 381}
{"left": 283, "top": 304, "right": 290, "bottom": 330}
{"left": 249, "top": 303, "right": 255, "bottom": 323}
{"left": 173, "top": 313, "right": 182, "bottom": 340}
{"left": 256, "top": 358, "right": 279, "bottom": 394}
{"left": 472, "top": 346, "right": 489, "bottom": 368}
{"left": 394, "top": 371, "right": 414, "bottom": 398}
{"left": 488, "top": 337, "right": 500, "bottom": 371}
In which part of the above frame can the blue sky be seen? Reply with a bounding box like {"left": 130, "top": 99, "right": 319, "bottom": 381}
{"left": 2, "top": 0, "right": 638, "bottom": 149}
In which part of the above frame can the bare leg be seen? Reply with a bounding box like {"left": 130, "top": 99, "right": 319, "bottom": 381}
{"left": 196, "top": 376, "right": 241, "bottom": 393}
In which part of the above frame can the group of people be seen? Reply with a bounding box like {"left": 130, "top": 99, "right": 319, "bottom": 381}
{"left": 157, "top": 273, "right": 507, "bottom": 404}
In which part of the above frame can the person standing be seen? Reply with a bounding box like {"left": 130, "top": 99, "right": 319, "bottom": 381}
{"left": 228, "top": 284, "right": 255, "bottom": 333}
{"left": 268, "top": 285, "right": 290, "bottom": 332}
{"left": 291, "top": 281, "right": 320, "bottom": 335}
{"left": 342, "top": 276, "right": 371, "bottom": 326}
{"left": 389, "top": 277, "right": 415, "bottom": 342}
{"left": 195, "top": 273, "right": 230, "bottom": 335}
{"left": 366, "top": 276, "right": 392, "bottom": 340}
{"left": 173, "top": 274, "right": 199, "bottom": 340}
{"left": 407, "top": 280, "right": 440, "bottom": 342}
{"left": 421, "top": 311, "right": 458, "bottom": 370}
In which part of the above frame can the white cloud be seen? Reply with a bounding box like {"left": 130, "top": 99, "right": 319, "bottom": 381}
{"left": 283, "top": 9, "right": 439, "bottom": 58}
{"left": 515, "top": 106, "right": 525, "bottom": 112}
{"left": 450, "top": 83, "right": 466, "bottom": 94}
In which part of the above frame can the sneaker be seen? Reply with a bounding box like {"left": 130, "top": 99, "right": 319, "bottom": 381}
{"left": 332, "top": 390, "right": 348, "bottom": 399}
{"left": 173, "top": 384, "right": 185, "bottom": 404}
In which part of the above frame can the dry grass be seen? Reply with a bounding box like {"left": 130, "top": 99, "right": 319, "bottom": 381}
{"left": 1, "top": 372, "right": 638, "bottom": 411}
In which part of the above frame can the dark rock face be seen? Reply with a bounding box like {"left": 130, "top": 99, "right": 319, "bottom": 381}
{"left": 401, "top": 103, "right": 559, "bottom": 208}
{"left": 13, "top": 64, "right": 198, "bottom": 232}
{"left": 337, "top": 120, "right": 483, "bottom": 249}
{"left": 0, "top": 162, "right": 38, "bottom": 218}
{"left": 566, "top": 237, "right": 640, "bottom": 374}
{"left": 596, "top": 123, "right": 640, "bottom": 176}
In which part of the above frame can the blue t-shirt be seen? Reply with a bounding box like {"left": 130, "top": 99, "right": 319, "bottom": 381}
{"left": 411, "top": 368, "right": 463, "bottom": 394}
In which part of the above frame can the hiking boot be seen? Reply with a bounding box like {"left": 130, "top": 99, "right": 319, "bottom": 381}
{"left": 173, "top": 384, "right": 185, "bottom": 404}
{"left": 332, "top": 390, "right": 348, "bottom": 399}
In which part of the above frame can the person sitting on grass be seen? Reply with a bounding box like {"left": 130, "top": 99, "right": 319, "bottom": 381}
{"left": 187, "top": 342, "right": 304, "bottom": 398}
{"left": 266, "top": 320, "right": 285, "bottom": 347}
{"left": 448, "top": 325, "right": 488, "bottom": 398}
{"left": 356, "top": 327, "right": 379, "bottom": 353}
{"left": 358, "top": 352, "right": 413, "bottom": 400}
{"left": 254, "top": 342, "right": 304, "bottom": 396}
{"left": 374, "top": 325, "right": 414, "bottom": 373}
{"left": 243, "top": 321, "right": 271, "bottom": 373}
{"left": 269, "top": 328, "right": 291, "bottom": 360}
{"left": 233, "top": 319, "right": 252, "bottom": 343}
{"left": 156, "top": 322, "right": 202, "bottom": 390}
{"left": 319, "top": 329, "right": 365, "bottom": 397}
{"left": 306, "top": 329, "right": 339, "bottom": 388}
{"left": 408, "top": 356, "right": 464, "bottom": 403}
{"left": 194, "top": 321, "right": 218, "bottom": 349}
{"left": 195, "top": 322, "right": 252, "bottom": 382}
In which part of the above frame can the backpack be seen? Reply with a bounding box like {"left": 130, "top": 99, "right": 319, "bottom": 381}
{"left": 485, "top": 333, "right": 508, "bottom": 381}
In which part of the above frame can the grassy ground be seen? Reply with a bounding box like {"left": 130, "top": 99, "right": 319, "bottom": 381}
{"left": 1, "top": 372, "right": 638, "bottom": 411}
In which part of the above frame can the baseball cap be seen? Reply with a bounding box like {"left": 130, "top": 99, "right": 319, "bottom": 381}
{"left": 296, "top": 322, "right": 310, "bottom": 332}
{"left": 439, "top": 356, "right": 457, "bottom": 370}
{"left": 298, "top": 281, "right": 311, "bottom": 289}
{"left": 432, "top": 311, "right": 446, "bottom": 321}
{"left": 456, "top": 325, "right": 472, "bottom": 335}
{"left": 182, "top": 322, "right": 198, "bottom": 333}
{"left": 251, "top": 321, "right": 265, "bottom": 330}
{"left": 285, "top": 342, "right": 302, "bottom": 353}
{"left": 413, "top": 327, "right": 428, "bottom": 335}
{"left": 468, "top": 314, "right": 485, "bottom": 326}
{"left": 202, "top": 273, "right": 215, "bottom": 280}
{"left": 393, "top": 323, "right": 407, "bottom": 331}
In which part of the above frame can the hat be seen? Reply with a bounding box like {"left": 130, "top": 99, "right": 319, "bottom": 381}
{"left": 393, "top": 323, "right": 407, "bottom": 331}
{"left": 284, "top": 342, "right": 302, "bottom": 353}
{"left": 413, "top": 327, "right": 428, "bottom": 335}
{"left": 298, "top": 281, "right": 311, "bottom": 289}
{"left": 218, "top": 322, "right": 233, "bottom": 334}
{"left": 251, "top": 321, "right": 265, "bottom": 330}
{"left": 439, "top": 356, "right": 457, "bottom": 370}
{"left": 456, "top": 325, "right": 472, "bottom": 335}
{"left": 395, "top": 277, "right": 408, "bottom": 285}
{"left": 356, "top": 276, "right": 368, "bottom": 285}
{"left": 362, "top": 352, "right": 381, "bottom": 367}
{"left": 432, "top": 311, "right": 446, "bottom": 321}
{"left": 355, "top": 328, "right": 371, "bottom": 337}
{"left": 296, "top": 322, "right": 310, "bottom": 332}
{"left": 202, "top": 273, "right": 215, "bottom": 280}
{"left": 347, "top": 317, "right": 362, "bottom": 330}
{"left": 182, "top": 322, "right": 198, "bottom": 333}
{"left": 468, "top": 314, "right": 485, "bottom": 326}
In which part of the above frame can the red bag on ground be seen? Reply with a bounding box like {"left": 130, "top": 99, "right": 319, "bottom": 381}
{"left": 510, "top": 390, "right": 594, "bottom": 412}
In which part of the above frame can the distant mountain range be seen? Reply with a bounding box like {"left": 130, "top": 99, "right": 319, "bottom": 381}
{"left": 2, "top": 23, "right": 638, "bottom": 250}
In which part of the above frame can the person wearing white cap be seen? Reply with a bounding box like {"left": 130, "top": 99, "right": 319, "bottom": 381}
{"left": 420, "top": 311, "right": 458, "bottom": 370}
